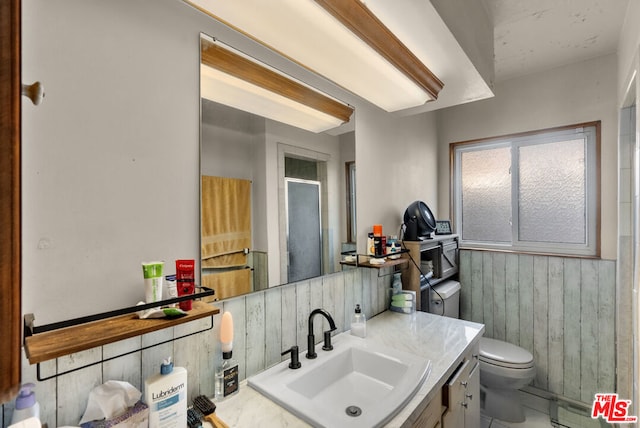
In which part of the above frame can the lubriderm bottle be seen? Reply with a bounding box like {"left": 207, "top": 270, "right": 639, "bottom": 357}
{"left": 351, "top": 304, "right": 367, "bottom": 338}
{"left": 215, "top": 312, "right": 239, "bottom": 400}
{"left": 144, "top": 357, "right": 187, "bottom": 428}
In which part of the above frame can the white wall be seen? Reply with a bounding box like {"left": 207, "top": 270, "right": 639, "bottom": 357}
{"left": 21, "top": 0, "right": 362, "bottom": 324}
{"left": 22, "top": 0, "right": 204, "bottom": 324}
{"left": 618, "top": 0, "right": 640, "bottom": 102}
{"left": 438, "top": 52, "right": 622, "bottom": 407}
{"left": 200, "top": 104, "right": 264, "bottom": 180}
{"left": 437, "top": 53, "right": 619, "bottom": 259}
{"left": 355, "top": 103, "right": 439, "bottom": 252}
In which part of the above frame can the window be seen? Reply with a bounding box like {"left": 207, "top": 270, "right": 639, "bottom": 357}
{"left": 451, "top": 122, "right": 600, "bottom": 256}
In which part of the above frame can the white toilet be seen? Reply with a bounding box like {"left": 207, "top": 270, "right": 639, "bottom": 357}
{"left": 427, "top": 281, "right": 536, "bottom": 423}
{"left": 478, "top": 337, "right": 536, "bottom": 422}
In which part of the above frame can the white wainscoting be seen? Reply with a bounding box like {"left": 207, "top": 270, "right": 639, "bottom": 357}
{"left": 2, "top": 267, "right": 390, "bottom": 428}
{"left": 459, "top": 249, "right": 616, "bottom": 404}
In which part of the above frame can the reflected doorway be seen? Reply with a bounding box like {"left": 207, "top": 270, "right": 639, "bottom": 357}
{"left": 286, "top": 178, "right": 322, "bottom": 282}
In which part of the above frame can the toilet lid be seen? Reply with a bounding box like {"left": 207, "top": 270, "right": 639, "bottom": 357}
{"left": 479, "top": 337, "right": 534, "bottom": 368}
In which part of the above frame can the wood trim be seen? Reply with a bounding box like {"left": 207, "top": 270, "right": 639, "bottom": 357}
{"left": 201, "top": 39, "right": 354, "bottom": 124}
{"left": 0, "top": 0, "right": 22, "bottom": 403}
{"left": 314, "top": 0, "right": 444, "bottom": 100}
{"left": 448, "top": 121, "right": 602, "bottom": 148}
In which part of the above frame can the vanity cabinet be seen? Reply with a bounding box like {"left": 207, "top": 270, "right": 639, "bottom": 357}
{"left": 442, "top": 343, "right": 480, "bottom": 428}
{"left": 401, "top": 234, "right": 459, "bottom": 311}
{"left": 412, "top": 388, "right": 443, "bottom": 428}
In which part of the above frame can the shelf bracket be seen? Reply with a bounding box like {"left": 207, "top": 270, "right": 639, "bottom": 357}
{"left": 24, "top": 287, "right": 215, "bottom": 338}
{"left": 35, "top": 319, "right": 214, "bottom": 382}
{"left": 24, "top": 287, "right": 218, "bottom": 380}
{"left": 375, "top": 261, "right": 407, "bottom": 277}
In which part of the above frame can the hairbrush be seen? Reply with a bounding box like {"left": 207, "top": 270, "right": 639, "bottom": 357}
{"left": 192, "top": 395, "right": 229, "bottom": 428}
{"left": 187, "top": 408, "right": 202, "bottom": 428}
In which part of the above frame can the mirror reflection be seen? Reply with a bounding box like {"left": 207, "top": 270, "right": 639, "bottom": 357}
{"left": 200, "top": 39, "right": 356, "bottom": 300}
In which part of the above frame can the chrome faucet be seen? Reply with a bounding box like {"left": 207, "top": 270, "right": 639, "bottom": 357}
{"left": 306, "top": 308, "right": 337, "bottom": 359}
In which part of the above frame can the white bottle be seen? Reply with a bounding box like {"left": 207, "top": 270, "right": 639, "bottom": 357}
{"left": 351, "top": 304, "right": 367, "bottom": 338}
{"left": 10, "top": 383, "right": 40, "bottom": 425}
{"left": 144, "top": 357, "right": 187, "bottom": 428}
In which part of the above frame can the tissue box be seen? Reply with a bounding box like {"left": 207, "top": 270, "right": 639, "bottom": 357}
{"left": 389, "top": 290, "right": 416, "bottom": 314}
{"left": 80, "top": 400, "right": 148, "bottom": 428}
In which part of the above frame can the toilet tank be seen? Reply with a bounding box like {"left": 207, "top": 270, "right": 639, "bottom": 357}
{"left": 428, "top": 280, "right": 461, "bottom": 318}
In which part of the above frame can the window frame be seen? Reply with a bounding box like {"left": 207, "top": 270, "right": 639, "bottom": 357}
{"left": 450, "top": 121, "right": 601, "bottom": 257}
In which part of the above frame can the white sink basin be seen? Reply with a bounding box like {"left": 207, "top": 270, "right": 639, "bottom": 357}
{"left": 248, "top": 333, "right": 431, "bottom": 427}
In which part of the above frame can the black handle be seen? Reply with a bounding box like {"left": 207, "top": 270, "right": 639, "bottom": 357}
{"left": 281, "top": 345, "right": 302, "bottom": 369}
{"left": 322, "top": 330, "right": 334, "bottom": 351}
{"left": 306, "top": 334, "right": 317, "bottom": 359}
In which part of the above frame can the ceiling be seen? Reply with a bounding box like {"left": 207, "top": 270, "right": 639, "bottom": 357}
{"left": 193, "top": 1, "right": 631, "bottom": 121}
{"left": 481, "top": 0, "right": 630, "bottom": 82}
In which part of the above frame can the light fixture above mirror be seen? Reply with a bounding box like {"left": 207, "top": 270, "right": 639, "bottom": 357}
{"left": 200, "top": 36, "right": 354, "bottom": 133}
{"left": 187, "top": 0, "right": 444, "bottom": 112}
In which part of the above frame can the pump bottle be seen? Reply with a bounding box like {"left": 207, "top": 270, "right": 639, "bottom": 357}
{"left": 10, "top": 383, "right": 40, "bottom": 425}
{"left": 144, "top": 357, "right": 187, "bottom": 428}
{"left": 351, "top": 304, "right": 367, "bottom": 338}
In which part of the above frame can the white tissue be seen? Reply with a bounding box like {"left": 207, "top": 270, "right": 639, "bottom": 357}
{"left": 79, "top": 381, "right": 141, "bottom": 425}
{"left": 8, "top": 417, "right": 41, "bottom": 428}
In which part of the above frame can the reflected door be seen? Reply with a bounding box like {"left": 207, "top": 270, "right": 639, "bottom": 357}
{"left": 286, "top": 179, "right": 322, "bottom": 282}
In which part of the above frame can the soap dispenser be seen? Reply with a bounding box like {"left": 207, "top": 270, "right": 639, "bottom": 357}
{"left": 10, "top": 383, "right": 40, "bottom": 425}
{"left": 351, "top": 304, "right": 367, "bottom": 338}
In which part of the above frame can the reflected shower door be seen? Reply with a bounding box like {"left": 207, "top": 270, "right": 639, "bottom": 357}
{"left": 286, "top": 178, "right": 322, "bottom": 283}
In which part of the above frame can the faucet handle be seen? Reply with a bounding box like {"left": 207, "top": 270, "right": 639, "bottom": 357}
{"left": 281, "top": 346, "right": 302, "bottom": 369}
{"left": 322, "top": 330, "right": 334, "bottom": 351}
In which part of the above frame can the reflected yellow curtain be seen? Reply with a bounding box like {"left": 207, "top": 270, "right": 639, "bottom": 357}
{"left": 202, "top": 269, "right": 252, "bottom": 301}
{"left": 201, "top": 176, "right": 251, "bottom": 268}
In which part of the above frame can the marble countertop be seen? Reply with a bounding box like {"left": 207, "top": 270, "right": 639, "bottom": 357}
{"left": 213, "top": 310, "right": 484, "bottom": 427}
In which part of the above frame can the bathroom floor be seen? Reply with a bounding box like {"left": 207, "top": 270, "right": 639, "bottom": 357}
{"left": 481, "top": 406, "right": 553, "bottom": 428}
{"left": 480, "top": 390, "right": 604, "bottom": 428}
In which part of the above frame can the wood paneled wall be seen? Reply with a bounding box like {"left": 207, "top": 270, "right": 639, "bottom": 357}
{"left": 459, "top": 250, "right": 616, "bottom": 404}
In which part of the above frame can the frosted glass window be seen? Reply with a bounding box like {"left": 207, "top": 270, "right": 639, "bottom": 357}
{"left": 518, "top": 139, "right": 586, "bottom": 243}
{"left": 452, "top": 123, "right": 599, "bottom": 256}
{"left": 461, "top": 147, "right": 512, "bottom": 242}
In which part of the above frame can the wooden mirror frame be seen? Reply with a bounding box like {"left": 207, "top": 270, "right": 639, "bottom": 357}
{"left": 0, "top": 0, "right": 22, "bottom": 403}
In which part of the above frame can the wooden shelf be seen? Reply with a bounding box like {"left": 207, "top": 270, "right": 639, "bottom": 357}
{"left": 24, "top": 301, "right": 219, "bottom": 364}
{"left": 340, "top": 256, "right": 408, "bottom": 269}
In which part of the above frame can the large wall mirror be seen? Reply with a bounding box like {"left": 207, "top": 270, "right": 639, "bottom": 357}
{"left": 199, "top": 34, "right": 356, "bottom": 301}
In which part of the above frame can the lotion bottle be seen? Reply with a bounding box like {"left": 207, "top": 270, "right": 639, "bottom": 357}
{"left": 10, "top": 383, "right": 40, "bottom": 425}
{"left": 351, "top": 304, "right": 367, "bottom": 338}
{"left": 144, "top": 357, "right": 187, "bottom": 428}
{"left": 215, "top": 312, "right": 239, "bottom": 400}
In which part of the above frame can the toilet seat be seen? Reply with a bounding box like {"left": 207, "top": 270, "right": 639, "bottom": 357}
{"left": 479, "top": 337, "right": 534, "bottom": 369}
